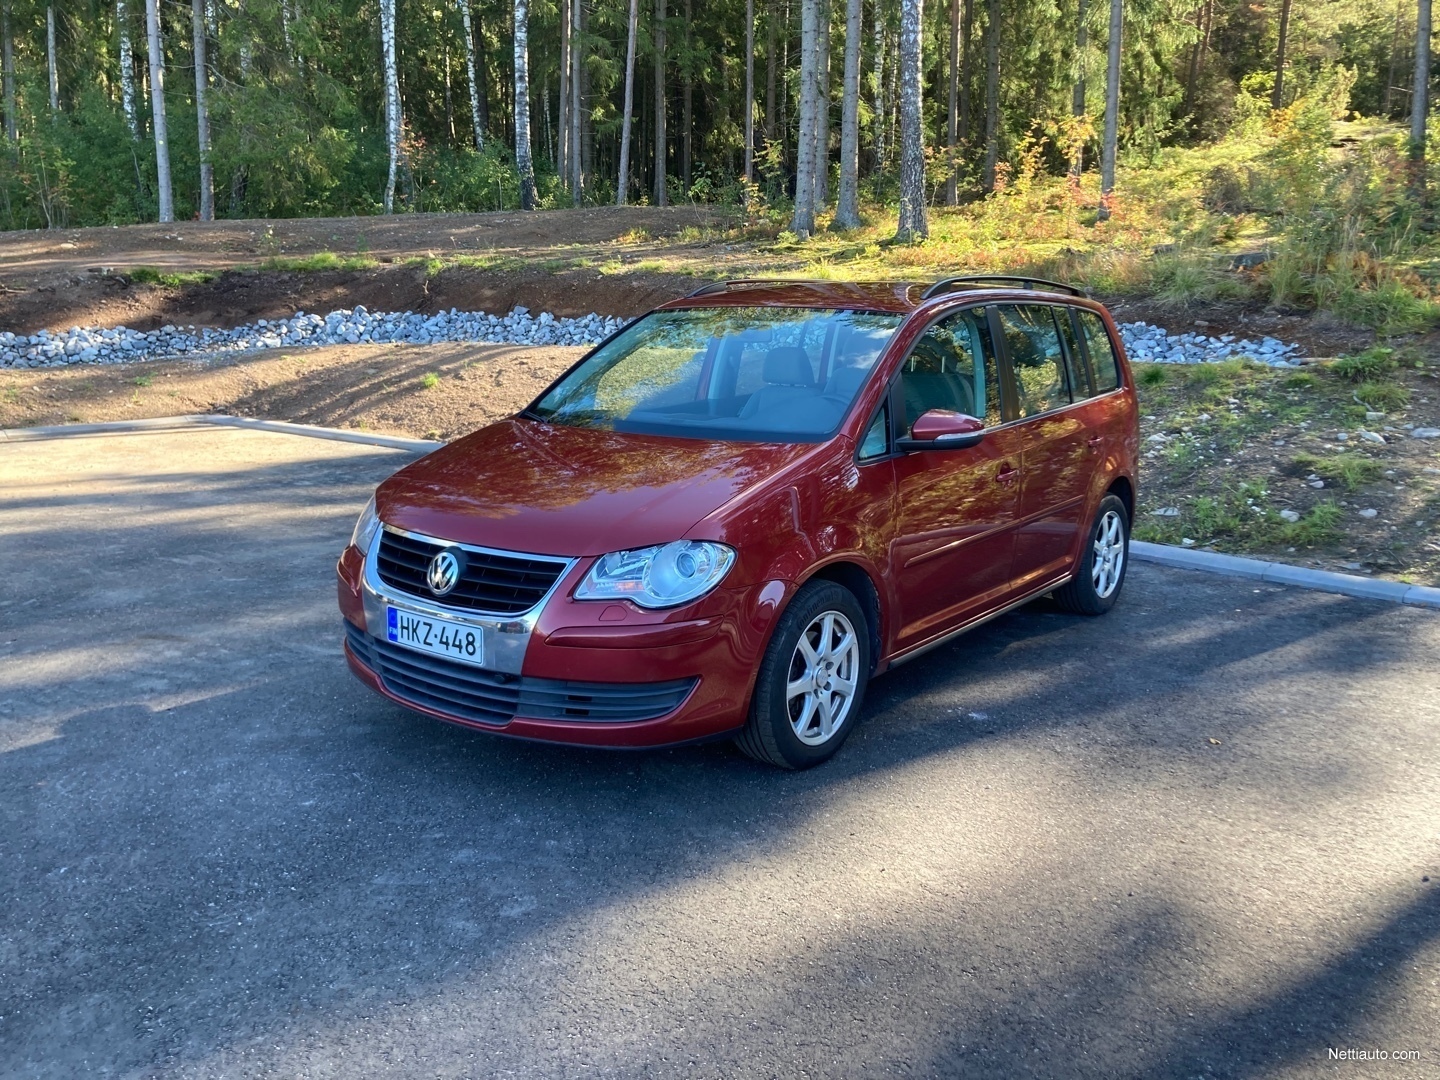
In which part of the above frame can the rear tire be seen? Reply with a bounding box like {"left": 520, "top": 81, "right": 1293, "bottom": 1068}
{"left": 735, "top": 580, "right": 871, "bottom": 769}
{"left": 1053, "top": 493, "right": 1130, "bottom": 616}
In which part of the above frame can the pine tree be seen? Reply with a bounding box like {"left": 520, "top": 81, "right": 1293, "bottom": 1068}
{"left": 1098, "top": 0, "right": 1121, "bottom": 221}
{"left": 617, "top": 0, "right": 639, "bottom": 202}
{"left": 791, "top": 0, "right": 820, "bottom": 235}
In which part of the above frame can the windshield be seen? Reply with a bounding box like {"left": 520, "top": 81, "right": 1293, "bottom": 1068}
{"left": 527, "top": 306, "right": 902, "bottom": 442}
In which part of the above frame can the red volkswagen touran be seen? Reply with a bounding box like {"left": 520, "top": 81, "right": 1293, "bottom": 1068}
{"left": 337, "top": 277, "right": 1139, "bottom": 768}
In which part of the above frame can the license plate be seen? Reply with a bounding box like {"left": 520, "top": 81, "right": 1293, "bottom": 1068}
{"left": 386, "top": 606, "right": 485, "bottom": 666}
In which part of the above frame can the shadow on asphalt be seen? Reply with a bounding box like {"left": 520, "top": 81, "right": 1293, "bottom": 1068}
{"left": 2, "top": 438, "right": 1437, "bottom": 1076}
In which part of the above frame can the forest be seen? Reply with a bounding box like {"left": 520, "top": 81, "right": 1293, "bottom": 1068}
{"left": 0, "top": 0, "right": 1428, "bottom": 226}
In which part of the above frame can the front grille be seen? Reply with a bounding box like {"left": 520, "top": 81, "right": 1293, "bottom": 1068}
{"left": 346, "top": 624, "right": 696, "bottom": 726}
{"left": 375, "top": 529, "right": 568, "bottom": 615}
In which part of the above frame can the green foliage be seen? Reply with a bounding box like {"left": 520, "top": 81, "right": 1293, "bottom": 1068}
{"left": 420, "top": 372, "right": 441, "bottom": 389}
{"left": 1137, "top": 364, "right": 1169, "bottom": 388}
{"left": 257, "top": 253, "right": 378, "bottom": 272}
{"left": 1329, "top": 346, "right": 1397, "bottom": 382}
{"left": 1291, "top": 451, "right": 1382, "bottom": 490}
{"left": 1352, "top": 380, "right": 1410, "bottom": 411}
{"left": 127, "top": 267, "right": 218, "bottom": 286}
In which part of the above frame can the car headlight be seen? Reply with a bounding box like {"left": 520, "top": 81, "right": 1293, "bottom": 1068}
{"left": 575, "top": 540, "right": 736, "bottom": 609}
{"left": 350, "top": 496, "right": 382, "bottom": 553}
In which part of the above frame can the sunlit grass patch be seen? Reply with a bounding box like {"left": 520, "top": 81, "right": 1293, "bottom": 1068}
{"left": 126, "top": 267, "right": 217, "bottom": 287}
{"left": 258, "top": 252, "right": 378, "bottom": 272}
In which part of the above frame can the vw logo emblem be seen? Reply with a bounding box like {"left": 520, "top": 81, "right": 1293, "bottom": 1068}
{"left": 426, "top": 550, "right": 462, "bottom": 596}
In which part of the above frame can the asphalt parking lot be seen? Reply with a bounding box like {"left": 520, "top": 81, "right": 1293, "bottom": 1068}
{"left": 2, "top": 425, "right": 1437, "bottom": 1079}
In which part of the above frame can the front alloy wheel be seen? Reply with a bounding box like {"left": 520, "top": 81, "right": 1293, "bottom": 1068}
{"left": 737, "top": 579, "right": 871, "bottom": 769}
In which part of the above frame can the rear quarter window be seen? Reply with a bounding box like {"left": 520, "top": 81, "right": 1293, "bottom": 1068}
{"left": 1078, "top": 310, "right": 1122, "bottom": 393}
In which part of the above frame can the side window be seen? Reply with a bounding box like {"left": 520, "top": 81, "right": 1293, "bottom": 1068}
{"left": 858, "top": 401, "right": 889, "bottom": 461}
{"left": 1078, "top": 310, "right": 1122, "bottom": 393}
{"left": 1056, "top": 308, "right": 1093, "bottom": 400}
{"left": 898, "top": 307, "right": 1001, "bottom": 434}
{"left": 998, "top": 304, "right": 1070, "bottom": 418}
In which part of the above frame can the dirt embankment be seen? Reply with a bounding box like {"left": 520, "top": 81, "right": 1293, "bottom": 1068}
{"left": 0, "top": 206, "right": 737, "bottom": 334}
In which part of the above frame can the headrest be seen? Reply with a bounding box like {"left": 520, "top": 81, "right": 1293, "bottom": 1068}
{"left": 763, "top": 346, "right": 815, "bottom": 386}
{"left": 823, "top": 364, "right": 869, "bottom": 400}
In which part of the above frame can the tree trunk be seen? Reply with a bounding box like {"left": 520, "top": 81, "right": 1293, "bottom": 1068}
{"left": 617, "top": 0, "right": 639, "bottom": 202}
{"left": 570, "top": 0, "right": 582, "bottom": 201}
{"left": 1183, "top": 0, "right": 1200, "bottom": 123}
{"left": 872, "top": 4, "right": 885, "bottom": 168}
{"left": 790, "top": 0, "right": 819, "bottom": 235}
{"left": 514, "top": 0, "right": 536, "bottom": 208}
{"left": 1071, "top": 0, "right": 1088, "bottom": 176}
{"left": 946, "top": 0, "right": 958, "bottom": 203}
{"left": 2, "top": 2, "right": 14, "bottom": 143}
{"left": 460, "top": 0, "right": 484, "bottom": 148}
{"left": 833, "top": 0, "right": 861, "bottom": 226}
{"left": 813, "top": 0, "right": 830, "bottom": 206}
{"left": 894, "top": 0, "right": 925, "bottom": 238}
{"left": 145, "top": 0, "right": 174, "bottom": 221}
{"left": 682, "top": 0, "right": 692, "bottom": 191}
{"left": 1271, "top": 0, "right": 1292, "bottom": 109}
{"left": 445, "top": 44, "right": 455, "bottom": 141}
{"left": 380, "top": 0, "right": 404, "bottom": 212}
{"left": 653, "top": 0, "right": 667, "bottom": 205}
{"left": 193, "top": 0, "right": 213, "bottom": 219}
{"left": 117, "top": 0, "right": 138, "bottom": 138}
{"left": 745, "top": 0, "right": 755, "bottom": 181}
{"left": 1384, "top": 0, "right": 1403, "bottom": 116}
{"left": 1097, "top": 0, "right": 1121, "bottom": 220}
{"left": 959, "top": 0, "right": 971, "bottom": 140}
{"left": 981, "top": 0, "right": 998, "bottom": 191}
{"left": 559, "top": 0, "right": 570, "bottom": 182}
{"left": 1412, "top": 0, "right": 1431, "bottom": 195}
{"left": 765, "top": 1, "right": 776, "bottom": 142}
{"left": 47, "top": 6, "right": 59, "bottom": 112}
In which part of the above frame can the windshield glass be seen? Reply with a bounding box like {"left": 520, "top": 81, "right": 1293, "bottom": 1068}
{"left": 528, "top": 306, "right": 902, "bottom": 442}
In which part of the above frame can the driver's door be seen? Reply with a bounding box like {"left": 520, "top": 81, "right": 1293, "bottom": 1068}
{"left": 888, "top": 307, "right": 1025, "bottom": 652}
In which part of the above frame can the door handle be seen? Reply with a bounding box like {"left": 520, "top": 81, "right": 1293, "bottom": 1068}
{"left": 996, "top": 464, "right": 1020, "bottom": 486}
{"left": 1087, "top": 435, "right": 1104, "bottom": 450}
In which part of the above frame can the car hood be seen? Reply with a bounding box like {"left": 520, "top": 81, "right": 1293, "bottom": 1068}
{"left": 375, "top": 418, "right": 820, "bottom": 557}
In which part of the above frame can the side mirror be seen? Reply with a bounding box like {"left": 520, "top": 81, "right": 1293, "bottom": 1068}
{"left": 895, "top": 409, "right": 986, "bottom": 452}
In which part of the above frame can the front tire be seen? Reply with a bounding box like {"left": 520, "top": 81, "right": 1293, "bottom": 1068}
{"left": 1053, "top": 493, "right": 1130, "bottom": 615}
{"left": 736, "top": 580, "right": 871, "bottom": 769}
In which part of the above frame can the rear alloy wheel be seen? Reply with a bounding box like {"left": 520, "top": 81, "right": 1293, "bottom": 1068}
{"left": 736, "top": 580, "right": 871, "bottom": 769}
{"left": 1053, "top": 493, "right": 1130, "bottom": 615}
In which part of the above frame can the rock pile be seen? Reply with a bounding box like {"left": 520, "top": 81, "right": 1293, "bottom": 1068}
{"left": 1117, "top": 322, "right": 1303, "bottom": 366}
{"left": 0, "top": 305, "right": 1306, "bottom": 370}
{"left": 0, "top": 306, "right": 628, "bottom": 369}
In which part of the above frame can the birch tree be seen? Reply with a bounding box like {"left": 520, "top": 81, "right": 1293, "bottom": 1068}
{"left": 893, "top": 0, "right": 925, "bottom": 239}
{"left": 570, "top": 0, "right": 582, "bottom": 202}
{"left": 193, "top": 0, "right": 213, "bottom": 219}
{"left": 380, "top": 0, "right": 404, "bottom": 212}
{"left": 790, "top": 0, "right": 820, "bottom": 235}
{"left": 744, "top": 0, "right": 754, "bottom": 184}
{"left": 559, "top": 0, "right": 570, "bottom": 184}
{"left": 946, "top": 0, "right": 958, "bottom": 203}
{"left": 1098, "top": 0, "right": 1122, "bottom": 220}
{"left": 617, "top": 0, "right": 638, "bottom": 203}
{"left": 833, "top": 0, "right": 862, "bottom": 227}
{"left": 117, "top": 0, "right": 138, "bottom": 138}
{"left": 1412, "top": 0, "right": 1431, "bottom": 191}
{"left": 514, "top": 0, "right": 537, "bottom": 209}
{"left": 47, "top": 6, "right": 58, "bottom": 112}
{"left": 459, "top": 0, "right": 485, "bottom": 148}
{"left": 145, "top": 0, "right": 174, "bottom": 221}
{"left": 871, "top": 4, "right": 885, "bottom": 167}
{"left": 654, "top": 0, "right": 667, "bottom": 205}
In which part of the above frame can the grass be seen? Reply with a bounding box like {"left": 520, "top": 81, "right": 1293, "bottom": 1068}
{"left": 1291, "top": 451, "right": 1383, "bottom": 491}
{"left": 256, "top": 252, "right": 378, "bottom": 273}
{"left": 126, "top": 267, "right": 217, "bottom": 287}
{"left": 420, "top": 372, "right": 440, "bottom": 389}
{"left": 132, "top": 374, "right": 153, "bottom": 387}
{"left": 1330, "top": 346, "right": 1397, "bottom": 383}
{"left": 1352, "top": 380, "right": 1411, "bottom": 412}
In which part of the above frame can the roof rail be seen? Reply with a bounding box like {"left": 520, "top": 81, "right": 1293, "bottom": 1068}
{"left": 684, "top": 278, "right": 800, "bottom": 298}
{"left": 921, "top": 275, "right": 1085, "bottom": 299}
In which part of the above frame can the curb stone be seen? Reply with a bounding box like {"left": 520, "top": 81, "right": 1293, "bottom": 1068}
{"left": 1129, "top": 541, "right": 1440, "bottom": 610}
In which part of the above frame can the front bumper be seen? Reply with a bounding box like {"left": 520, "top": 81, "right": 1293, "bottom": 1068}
{"left": 337, "top": 539, "right": 777, "bottom": 748}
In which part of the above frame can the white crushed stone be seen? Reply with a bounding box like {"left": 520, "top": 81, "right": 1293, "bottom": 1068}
{"left": 0, "top": 306, "right": 1309, "bottom": 371}
{"left": 0, "top": 305, "right": 627, "bottom": 369}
